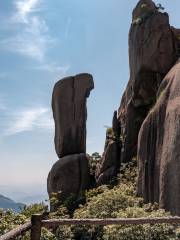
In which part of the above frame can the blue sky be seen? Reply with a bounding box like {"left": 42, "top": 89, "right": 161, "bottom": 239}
{"left": 0, "top": 0, "right": 179, "bottom": 197}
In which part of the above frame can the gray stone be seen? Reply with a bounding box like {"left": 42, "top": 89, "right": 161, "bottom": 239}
{"left": 96, "top": 166, "right": 117, "bottom": 186}
{"left": 52, "top": 73, "right": 94, "bottom": 158}
{"left": 137, "top": 61, "right": 180, "bottom": 216}
{"left": 47, "top": 153, "right": 90, "bottom": 201}
{"left": 118, "top": 0, "right": 178, "bottom": 163}
{"left": 96, "top": 140, "right": 120, "bottom": 186}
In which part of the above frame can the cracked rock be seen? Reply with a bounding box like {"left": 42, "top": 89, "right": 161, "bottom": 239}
{"left": 52, "top": 73, "right": 94, "bottom": 158}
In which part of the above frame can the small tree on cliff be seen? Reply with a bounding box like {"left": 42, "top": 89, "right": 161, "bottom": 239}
{"left": 88, "top": 152, "right": 101, "bottom": 177}
{"left": 156, "top": 3, "right": 165, "bottom": 11}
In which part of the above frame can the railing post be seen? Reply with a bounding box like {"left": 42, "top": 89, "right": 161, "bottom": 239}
{"left": 31, "top": 214, "right": 42, "bottom": 240}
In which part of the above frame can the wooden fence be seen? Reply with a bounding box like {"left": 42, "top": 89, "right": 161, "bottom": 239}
{"left": 1, "top": 215, "right": 180, "bottom": 240}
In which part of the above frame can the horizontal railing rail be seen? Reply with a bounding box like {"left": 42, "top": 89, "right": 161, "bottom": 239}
{"left": 42, "top": 217, "right": 180, "bottom": 227}
{"left": 0, "top": 222, "right": 31, "bottom": 240}
{"left": 1, "top": 215, "right": 180, "bottom": 240}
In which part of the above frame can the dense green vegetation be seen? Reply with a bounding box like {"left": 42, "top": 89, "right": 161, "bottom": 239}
{"left": 1, "top": 157, "right": 180, "bottom": 239}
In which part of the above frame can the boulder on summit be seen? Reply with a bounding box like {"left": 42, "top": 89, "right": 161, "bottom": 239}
{"left": 52, "top": 73, "right": 94, "bottom": 158}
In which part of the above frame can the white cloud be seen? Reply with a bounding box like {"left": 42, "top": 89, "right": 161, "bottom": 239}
{"left": 14, "top": 0, "right": 41, "bottom": 23}
{"left": 16, "top": 16, "right": 52, "bottom": 61}
{"left": 0, "top": 0, "right": 70, "bottom": 73}
{"left": 0, "top": 18, "right": 54, "bottom": 61}
{"left": 4, "top": 107, "right": 54, "bottom": 136}
{"left": 0, "top": 0, "right": 55, "bottom": 61}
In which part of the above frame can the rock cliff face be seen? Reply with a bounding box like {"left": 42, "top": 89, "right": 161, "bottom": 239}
{"left": 96, "top": 111, "right": 121, "bottom": 185}
{"left": 47, "top": 0, "right": 180, "bottom": 216}
{"left": 97, "top": 0, "right": 180, "bottom": 189}
{"left": 119, "top": 0, "right": 179, "bottom": 163}
{"left": 137, "top": 60, "right": 180, "bottom": 215}
{"left": 47, "top": 73, "right": 94, "bottom": 208}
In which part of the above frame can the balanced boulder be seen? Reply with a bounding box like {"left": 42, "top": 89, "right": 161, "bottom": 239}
{"left": 52, "top": 73, "right": 94, "bottom": 158}
{"left": 48, "top": 73, "right": 94, "bottom": 208}
{"left": 47, "top": 154, "right": 90, "bottom": 202}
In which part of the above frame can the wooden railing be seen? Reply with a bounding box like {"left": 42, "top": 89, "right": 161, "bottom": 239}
{"left": 0, "top": 222, "right": 31, "bottom": 240}
{"left": 1, "top": 215, "right": 180, "bottom": 240}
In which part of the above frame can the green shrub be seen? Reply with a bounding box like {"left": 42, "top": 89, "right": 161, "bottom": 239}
{"left": 88, "top": 152, "right": 101, "bottom": 178}
{"left": 71, "top": 182, "right": 142, "bottom": 239}
{"left": 1, "top": 162, "right": 179, "bottom": 240}
{"left": 69, "top": 161, "right": 178, "bottom": 239}
{"left": 118, "top": 158, "right": 137, "bottom": 184}
{"left": 132, "top": 17, "right": 142, "bottom": 25}
{"left": 103, "top": 207, "right": 174, "bottom": 240}
{"left": 0, "top": 209, "right": 27, "bottom": 235}
{"left": 21, "top": 202, "right": 48, "bottom": 218}
{"left": 0, "top": 204, "right": 50, "bottom": 239}
{"left": 141, "top": 3, "right": 147, "bottom": 9}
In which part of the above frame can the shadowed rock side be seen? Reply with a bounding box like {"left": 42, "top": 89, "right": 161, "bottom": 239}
{"left": 48, "top": 73, "right": 94, "bottom": 208}
{"left": 118, "top": 0, "right": 179, "bottom": 163}
{"left": 137, "top": 60, "right": 180, "bottom": 215}
{"left": 47, "top": 154, "right": 90, "bottom": 203}
{"left": 96, "top": 111, "right": 121, "bottom": 185}
{"left": 52, "top": 73, "right": 94, "bottom": 158}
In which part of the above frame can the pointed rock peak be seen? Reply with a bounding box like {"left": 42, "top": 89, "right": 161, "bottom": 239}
{"left": 132, "top": 0, "right": 157, "bottom": 20}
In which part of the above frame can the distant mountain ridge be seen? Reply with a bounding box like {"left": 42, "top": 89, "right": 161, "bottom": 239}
{"left": 0, "top": 184, "right": 47, "bottom": 205}
{"left": 0, "top": 194, "right": 25, "bottom": 213}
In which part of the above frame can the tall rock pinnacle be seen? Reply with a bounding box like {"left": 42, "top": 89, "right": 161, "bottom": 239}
{"left": 118, "top": 0, "right": 178, "bottom": 163}
{"left": 47, "top": 73, "right": 94, "bottom": 209}
{"left": 52, "top": 73, "right": 94, "bottom": 158}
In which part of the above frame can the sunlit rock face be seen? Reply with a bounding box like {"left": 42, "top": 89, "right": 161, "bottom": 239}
{"left": 97, "top": 0, "right": 180, "bottom": 187}
{"left": 52, "top": 73, "right": 94, "bottom": 158}
{"left": 48, "top": 73, "right": 94, "bottom": 209}
{"left": 137, "top": 60, "right": 180, "bottom": 216}
{"left": 118, "top": 0, "right": 179, "bottom": 163}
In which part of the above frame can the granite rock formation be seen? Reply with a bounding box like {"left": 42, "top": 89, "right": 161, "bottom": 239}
{"left": 137, "top": 60, "right": 180, "bottom": 215}
{"left": 48, "top": 73, "right": 94, "bottom": 207}
{"left": 96, "top": 111, "right": 121, "bottom": 185}
{"left": 118, "top": 0, "right": 179, "bottom": 163}
{"left": 52, "top": 73, "right": 94, "bottom": 158}
{"left": 97, "top": 0, "right": 179, "bottom": 186}
{"left": 96, "top": 0, "right": 180, "bottom": 215}
{"left": 47, "top": 153, "right": 90, "bottom": 201}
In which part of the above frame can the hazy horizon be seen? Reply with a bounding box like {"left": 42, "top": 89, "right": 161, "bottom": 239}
{"left": 0, "top": 0, "right": 179, "bottom": 197}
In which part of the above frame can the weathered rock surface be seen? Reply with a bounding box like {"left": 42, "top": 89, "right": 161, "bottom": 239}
{"left": 96, "top": 141, "right": 119, "bottom": 185}
{"left": 52, "top": 73, "right": 94, "bottom": 158}
{"left": 47, "top": 153, "right": 90, "bottom": 202}
{"left": 137, "top": 60, "right": 180, "bottom": 215}
{"left": 118, "top": 0, "right": 179, "bottom": 163}
{"left": 96, "top": 166, "right": 117, "bottom": 186}
{"left": 48, "top": 73, "right": 94, "bottom": 208}
{"left": 96, "top": 111, "right": 121, "bottom": 185}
